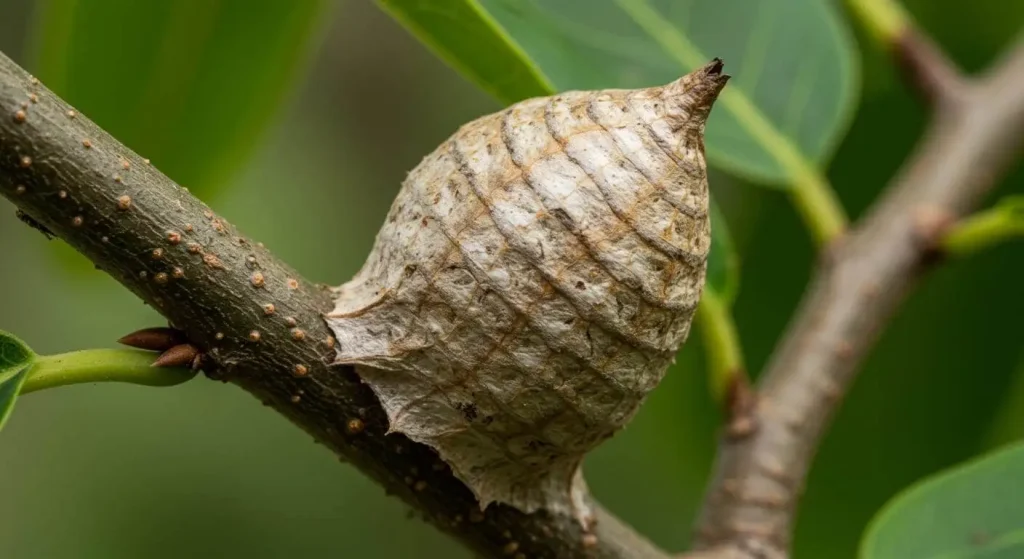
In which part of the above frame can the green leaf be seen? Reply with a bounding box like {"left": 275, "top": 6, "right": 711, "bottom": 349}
{"left": 375, "top": 0, "right": 553, "bottom": 104}
{"left": 0, "top": 330, "right": 36, "bottom": 431}
{"left": 860, "top": 442, "right": 1024, "bottom": 559}
{"left": 381, "top": 0, "right": 858, "bottom": 188}
{"left": 31, "top": 0, "right": 331, "bottom": 200}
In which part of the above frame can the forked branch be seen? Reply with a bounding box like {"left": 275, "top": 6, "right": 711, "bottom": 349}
{"left": 3, "top": 9, "right": 1022, "bottom": 558}
{"left": 691, "top": 30, "right": 1024, "bottom": 559}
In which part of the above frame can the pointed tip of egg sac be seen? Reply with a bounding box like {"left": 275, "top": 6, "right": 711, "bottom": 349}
{"left": 663, "top": 58, "right": 730, "bottom": 123}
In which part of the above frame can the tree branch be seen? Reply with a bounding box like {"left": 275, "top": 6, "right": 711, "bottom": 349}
{"left": 0, "top": 51, "right": 667, "bottom": 559}
{"left": 846, "top": 0, "right": 966, "bottom": 106}
{"left": 894, "top": 28, "right": 967, "bottom": 106}
{"left": 690, "top": 33, "right": 1024, "bottom": 558}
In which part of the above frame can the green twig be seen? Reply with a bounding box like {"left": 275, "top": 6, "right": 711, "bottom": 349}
{"left": 695, "top": 288, "right": 747, "bottom": 403}
{"left": 942, "top": 197, "right": 1024, "bottom": 257}
{"left": 846, "top": 0, "right": 910, "bottom": 46}
{"left": 21, "top": 349, "right": 196, "bottom": 394}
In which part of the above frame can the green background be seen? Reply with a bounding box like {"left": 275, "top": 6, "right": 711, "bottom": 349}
{"left": 1, "top": 1, "right": 1022, "bottom": 557}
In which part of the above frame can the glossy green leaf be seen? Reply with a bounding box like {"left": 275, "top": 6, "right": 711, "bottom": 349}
{"left": 375, "top": 0, "right": 553, "bottom": 104}
{"left": 0, "top": 330, "right": 36, "bottom": 432}
{"left": 382, "top": 0, "right": 858, "bottom": 188}
{"left": 860, "top": 442, "right": 1024, "bottom": 559}
{"left": 32, "top": 0, "right": 331, "bottom": 199}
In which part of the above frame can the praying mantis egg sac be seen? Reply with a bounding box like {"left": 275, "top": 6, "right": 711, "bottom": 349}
{"left": 327, "top": 59, "right": 729, "bottom": 524}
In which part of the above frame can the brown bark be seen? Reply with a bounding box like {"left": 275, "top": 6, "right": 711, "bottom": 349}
{"left": 691, "top": 34, "right": 1024, "bottom": 559}
{"left": 0, "top": 50, "right": 667, "bottom": 559}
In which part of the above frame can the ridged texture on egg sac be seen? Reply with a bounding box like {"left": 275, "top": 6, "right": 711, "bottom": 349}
{"left": 327, "top": 60, "right": 728, "bottom": 523}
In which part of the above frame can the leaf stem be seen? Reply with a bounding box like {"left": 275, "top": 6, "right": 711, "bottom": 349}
{"left": 695, "top": 288, "right": 747, "bottom": 402}
{"left": 21, "top": 349, "right": 196, "bottom": 394}
{"left": 846, "top": 0, "right": 910, "bottom": 46}
{"left": 942, "top": 197, "right": 1024, "bottom": 257}
{"left": 789, "top": 164, "right": 849, "bottom": 246}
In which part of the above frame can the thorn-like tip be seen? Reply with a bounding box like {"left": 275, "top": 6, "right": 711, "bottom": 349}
{"left": 152, "top": 344, "right": 200, "bottom": 368}
{"left": 706, "top": 57, "right": 725, "bottom": 76}
{"left": 118, "top": 327, "right": 187, "bottom": 352}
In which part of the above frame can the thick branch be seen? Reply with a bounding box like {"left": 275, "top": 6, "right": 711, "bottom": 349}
{"left": 0, "top": 51, "right": 667, "bottom": 559}
{"left": 691, "top": 35, "right": 1024, "bottom": 558}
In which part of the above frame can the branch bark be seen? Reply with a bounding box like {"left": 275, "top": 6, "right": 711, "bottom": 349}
{"left": 0, "top": 51, "right": 667, "bottom": 559}
{"left": 894, "top": 28, "right": 967, "bottom": 106}
{"left": 691, "top": 33, "right": 1024, "bottom": 558}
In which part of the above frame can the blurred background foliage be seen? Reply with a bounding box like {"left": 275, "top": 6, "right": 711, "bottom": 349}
{"left": 0, "top": 0, "right": 1021, "bottom": 558}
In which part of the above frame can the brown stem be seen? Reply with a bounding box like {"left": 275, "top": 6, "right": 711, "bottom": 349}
{"left": 0, "top": 50, "right": 668, "bottom": 559}
{"left": 691, "top": 34, "right": 1024, "bottom": 558}
{"left": 894, "top": 28, "right": 967, "bottom": 106}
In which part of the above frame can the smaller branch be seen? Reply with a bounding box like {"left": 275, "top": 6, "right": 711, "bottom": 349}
{"left": 942, "top": 196, "right": 1024, "bottom": 257}
{"left": 695, "top": 290, "right": 747, "bottom": 403}
{"left": 893, "top": 29, "right": 967, "bottom": 106}
{"left": 692, "top": 33, "right": 1024, "bottom": 558}
{"left": 846, "top": 0, "right": 966, "bottom": 105}
{"left": 22, "top": 349, "right": 195, "bottom": 394}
